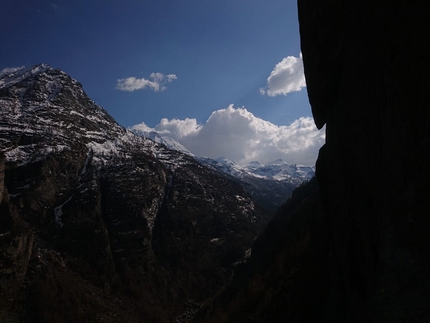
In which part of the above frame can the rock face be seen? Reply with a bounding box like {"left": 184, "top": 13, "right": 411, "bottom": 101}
{"left": 0, "top": 154, "right": 4, "bottom": 204}
{"left": 197, "top": 1, "right": 430, "bottom": 322}
{"left": 300, "top": 0, "right": 430, "bottom": 321}
{"left": 0, "top": 65, "right": 261, "bottom": 322}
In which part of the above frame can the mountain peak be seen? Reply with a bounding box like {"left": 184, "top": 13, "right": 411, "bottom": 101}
{"left": 215, "top": 156, "right": 237, "bottom": 165}
{"left": 130, "top": 128, "right": 194, "bottom": 156}
{"left": 1, "top": 63, "right": 50, "bottom": 80}
{"left": 266, "top": 158, "right": 288, "bottom": 166}
{"left": 0, "top": 63, "right": 79, "bottom": 95}
{"left": 0, "top": 64, "right": 136, "bottom": 164}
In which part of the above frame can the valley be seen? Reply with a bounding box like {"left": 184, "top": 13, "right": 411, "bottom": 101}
{"left": 1, "top": 1, "right": 429, "bottom": 321}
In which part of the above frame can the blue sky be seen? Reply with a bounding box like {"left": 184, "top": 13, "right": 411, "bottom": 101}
{"left": 1, "top": 0, "right": 324, "bottom": 165}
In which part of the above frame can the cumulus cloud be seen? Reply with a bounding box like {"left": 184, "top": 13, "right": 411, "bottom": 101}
{"left": 132, "top": 105, "right": 324, "bottom": 165}
{"left": 260, "top": 53, "right": 306, "bottom": 97}
{"left": 0, "top": 66, "right": 25, "bottom": 76}
{"left": 116, "top": 72, "right": 177, "bottom": 92}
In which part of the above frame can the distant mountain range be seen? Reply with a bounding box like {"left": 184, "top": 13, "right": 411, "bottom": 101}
{"left": 130, "top": 127, "right": 314, "bottom": 183}
{"left": 130, "top": 128, "right": 315, "bottom": 211}
{"left": 197, "top": 157, "right": 314, "bottom": 183}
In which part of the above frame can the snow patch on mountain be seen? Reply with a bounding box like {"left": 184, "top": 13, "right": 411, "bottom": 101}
{"left": 129, "top": 127, "right": 193, "bottom": 156}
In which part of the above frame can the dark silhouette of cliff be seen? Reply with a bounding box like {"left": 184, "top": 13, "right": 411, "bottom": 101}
{"left": 300, "top": 0, "right": 430, "bottom": 321}
{"left": 197, "top": 1, "right": 430, "bottom": 322}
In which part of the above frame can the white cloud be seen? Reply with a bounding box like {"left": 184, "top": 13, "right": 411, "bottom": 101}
{"left": 260, "top": 53, "right": 306, "bottom": 97}
{"left": 155, "top": 118, "right": 201, "bottom": 138}
{"left": 0, "top": 66, "right": 25, "bottom": 76}
{"left": 116, "top": 72, "right": 177, "bottom": 92}
{"left": 133, "top": 105, "right": 324, "bottom": 165}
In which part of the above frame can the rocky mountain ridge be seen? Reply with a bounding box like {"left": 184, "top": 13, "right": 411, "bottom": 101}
{"left": 0, "top": 64, "right": 264, "bottom": 322}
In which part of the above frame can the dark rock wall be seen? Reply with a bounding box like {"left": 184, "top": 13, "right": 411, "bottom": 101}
{"left": 0, "top": 161, "right": 34, "bottom": 322}
{"left": 195, "top": 3, "right": 430, "bottom": 321}
{"left": 299, "top": 0, "right": 430, "bottom": 321}
{"left": 0, "top": 154, "right": 4, "bottom": 205}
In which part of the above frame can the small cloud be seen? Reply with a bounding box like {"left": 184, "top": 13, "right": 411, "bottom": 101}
{"left": 260, "top": 53, "right": 306, "bottom": 97}
{"left": 133, "top": 105, "right": 324, "bottom": 166}
{"left": 0, "top": 66, "right": 25, "bottom": 76}
{"left": 51, "top": 3, "right": 58, "bottom": 10}
{"left": 116, "top": 72, "right": 177, "bottom": 92}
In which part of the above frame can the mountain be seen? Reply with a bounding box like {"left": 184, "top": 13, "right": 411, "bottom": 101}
{"left": 0, "top": 64, "right": 262, "bottom": 322}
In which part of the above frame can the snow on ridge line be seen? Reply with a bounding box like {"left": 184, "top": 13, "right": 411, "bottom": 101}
{"left": 130, "top": 128, "right": 194, "bottom": 156}
{"left": 0, "top": 64, "right": 53, "bottom": 89}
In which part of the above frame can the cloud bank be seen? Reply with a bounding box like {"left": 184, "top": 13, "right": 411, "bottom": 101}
{"left": 116, "top": 72, "right": 177, "bottom": 92}
{"left": 131, "top": 105, "right": 324, "bottom": 166}
{"left": 260, "top": 53, "right": 306, "bottom": 97}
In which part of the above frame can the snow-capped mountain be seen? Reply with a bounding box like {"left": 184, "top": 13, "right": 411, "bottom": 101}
{"left": 0, "top": 64, "right": 196, "bottom": 171}
{"left": 243, "top": 158, "right": 315, "bottom": 182}
{"left": 129, "top": 128, "right": 194, "bottom": 156}
{"left": 196, "top": 156, "right": 314, "bottom": 211}
{"left": 1, "top": 64, "right": 138, "bottom": 164}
